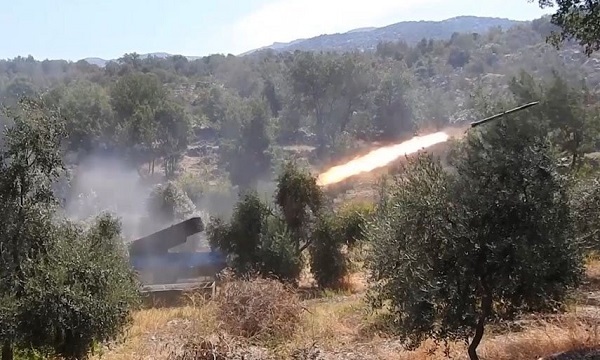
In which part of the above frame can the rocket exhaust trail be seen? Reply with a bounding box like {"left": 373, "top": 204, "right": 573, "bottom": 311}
{"left": 317, "top": 132, "right": 450, "bottom": 186}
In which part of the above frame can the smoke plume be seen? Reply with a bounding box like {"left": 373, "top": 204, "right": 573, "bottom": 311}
{"left": 63, "top": 154, "right": 152, "bottom": 240}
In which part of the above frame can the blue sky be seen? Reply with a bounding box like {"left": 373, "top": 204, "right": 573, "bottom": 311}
{"left": 1, "top": 0, "right": 551, "bottom": 61}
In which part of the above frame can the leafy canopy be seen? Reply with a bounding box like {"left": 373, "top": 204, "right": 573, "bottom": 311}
{"left": 537, "top": 0, "right": 600, "bottom": 55}
{"left": 365, "top": 109, "right": 584, "bottom": 360}
{"left": 0, "top": 98, "right": 139, "bottom": 360}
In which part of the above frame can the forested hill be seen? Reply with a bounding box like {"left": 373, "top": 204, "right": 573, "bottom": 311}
{"left": 80, "top": 16, "right": 526, "bottom": 65}
{"left": 242, "top": 16, "right": 526, "bottom": 55}
{"left": 1, "top": 16, "right": 599, "bottom": 191}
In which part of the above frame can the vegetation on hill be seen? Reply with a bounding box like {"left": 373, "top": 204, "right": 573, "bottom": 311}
{"left": 243, "top": 16, "right": 526, "bottom": 54}
{"left": 3, "top": 5, "right": 600, "bottom": 360}
{"left": 2, "top": 17, "right": 599, "bottom": 185}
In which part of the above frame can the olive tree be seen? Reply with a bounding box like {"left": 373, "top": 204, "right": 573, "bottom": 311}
{"left": 275, "top": 160, "right": 323, "bottom": 253}
{"left": 365, "top": 111, "right": 584, "bottom": 360}
{"left": 309, "top": 214, "right": 348, "bottom": 289}
{"left": 209, "top": 161, "right": 347, "bottom": 286}
{"left": 207, "top": 191, "right": 302, "bottom": 282}
{"left": 569, "top": 174, "right": 600, "bottom": 250}
{"left": 18, "top": 214, "right": 140, "bottom": 359}
{"left": 0, "top": 98, "right": 139, "bottom": 360}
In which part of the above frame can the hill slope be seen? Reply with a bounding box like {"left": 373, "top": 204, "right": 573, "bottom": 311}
{"left": 241, "top": 16, "right": 527, "bottom": 55}
{"left": 82, "top": 52, "right": 203, "bottom": 68}
{"left": 81, "top": 16, "right": 527, "bottom": 66}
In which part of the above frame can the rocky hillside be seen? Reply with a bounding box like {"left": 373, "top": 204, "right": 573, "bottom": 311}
{"left": 242, "top": 16, "right": 527, "bottom": 55}
{"left": 82, "top": 16, "right": 527, "bottom": 66}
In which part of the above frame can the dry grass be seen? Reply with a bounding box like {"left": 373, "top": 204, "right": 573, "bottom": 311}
{"left": 480, "top": 315, "right": 599, "bottom": 360}
{"left": 95, "top": 260, "right": 600, "bottom": 360}
{"left": 215, "top": 277, "right": 303, "bottom": 341}
{"left": 95, "top": 295, "right": 219, "bottom": 360}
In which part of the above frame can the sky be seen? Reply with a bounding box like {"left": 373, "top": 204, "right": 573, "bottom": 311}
{"left": 0, "top": 0, "right": 552, "bottom": 61}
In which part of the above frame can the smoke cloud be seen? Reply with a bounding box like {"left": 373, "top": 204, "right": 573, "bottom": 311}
{"left": 63, "top": 154, "right": 152, "bottom": 240}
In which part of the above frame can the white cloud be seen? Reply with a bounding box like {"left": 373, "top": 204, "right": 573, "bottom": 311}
{"left": 230, "top": 0, "right": 441, "bottom": 54}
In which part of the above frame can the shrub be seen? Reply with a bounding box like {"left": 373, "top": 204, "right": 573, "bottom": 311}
{"left": 0, "top": 98, "right": 139, "bottom": 360}
{"left": 14, "top": 214, "right": 140, "bottom": 360}
{"left": 258, "top": 218, "right": 304, "bottom": 282}
{"left": 146, "top": 181, "right": 196, "bottom": 225}
{"left": 215, "top": 277, "right": 302, "bottom": 340}
{"left": 335, "top": 201, "right": 374, "bottom": 246}
{"left": 208, "top": 192, "right": 304, "bottom": 282}
{"left": 275, "top": 160, "right": 323, "bottom": 252}
{"left": 309, "top": 215, "right": 348, "bottom": 289}
{"left": 176, "top": 173, "right": 205, "bottom": 204}
{"left": 569, "top": 175, "right": 600, "bottom": 251}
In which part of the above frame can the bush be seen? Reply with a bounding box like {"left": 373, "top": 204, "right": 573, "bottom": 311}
{"left": 176, "top": 173, "right": 205, "bottom": 204}
{"left": 147, "top": 181, "right": 196, "bottom": 223}
{"left": 335, "top": 201, "right": 374, "bottom": 246}
{"left": 15, "top": 214, "right": 140, "bottom": 360}
{"left": 309, "top": 215, "right": 348, "bottom": 289}
{"left": 0, "top": 98, "right": 140, "bottom": 360}
{"left": 275, "top": 161, "right": 323, "bottom": 252}
{"left": 258, "top": 218, "right": 304, "bottom": 282}
{"left": 570, "top": 175, "right": 600, "bottom": 251}
{"left": 208, "top": 192, "right": 304, "bottom": 283}
{"left": 215, "top": 277, "right": 302, "bottom": 340}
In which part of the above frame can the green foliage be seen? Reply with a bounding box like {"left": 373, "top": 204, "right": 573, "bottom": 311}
{"left": 372, "top": 71, "right": 414, "bottom": 141}
{"left": 154, "top": 101, "right": 191, "bottom": 178}
{"left": 507, "top": 70, "right": 600, "bottom": 171}
{"left": 208, "top": 192, "right": 271, "bottom": 274}
{"left": 44, "top": 80, "right": 116, "bottom": 152}
{"left": 309, "top": 214, "right": 348, "bottom": 289}
{"left": 210, "top": 161, "right": 359, "bottom": 289}
{"left": 569, "top": 174, "right": 600, "bottom": 250}
{"left": 365, "top": 112, "right": 584, "bottom": 359}
{"left": 19, "top": 214, "right": 140, "bottom": 359}
{"left": 146, "top": 181, "right": 196, "bottom": 228}
{"left": 207, "top": 192, "right": 303, "bottom": 282}
{"left": 223, "top": 99, "right": 273, "bottom": 190}
{"left": 0, "top": 98, "right": 139, "bottom": 360}
{"left": 258, "top": 218, "right": 304, "bottom": 282}
{"left": 335, "top": 201, "right": 374, "bottom": 247}
{"left": 538, "top": 0, "right": 600, "bottom": 55}
{"left": 275, "top": 161, "right": 323, "bottom": 252}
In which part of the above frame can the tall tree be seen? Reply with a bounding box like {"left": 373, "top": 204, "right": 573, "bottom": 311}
{"left": 275, "top": 161, "right": 323, "bottom": 253}
{"left": 224, "top": 100, "right": 272, "bottom": 190}
{"left": 0, "top": 98, "right": 139, "bottom": 360}
{"left": 542, "top": 72, "right": 598, "bottom": 169}
{"left": 45, "top": 80, "right": 116, "bottom": 152}
{"left": 366, "top": 108, "right": 583, "bottom": 360}
{"left": 154, "top": 102, "right": 190, "bottom": 178}
{"left": 536, "top": 0, "right": 600, "bottom": 55}
{"left": 110, "top": 72, "right": 167, "bottom": 166}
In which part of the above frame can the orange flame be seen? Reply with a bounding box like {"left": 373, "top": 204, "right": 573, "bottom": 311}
{"left": 316, "top": 131, "right": 450, "bottom": 186}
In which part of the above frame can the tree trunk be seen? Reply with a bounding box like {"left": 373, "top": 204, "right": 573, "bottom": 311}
{"left": 468, "top": 291, "right": 493, "bottom": 360}
{"left": 571, "top": 151, "right": 579, "bottom": 171}
{"left": 2, "top": 342, "right": 13, "bottom": 360}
